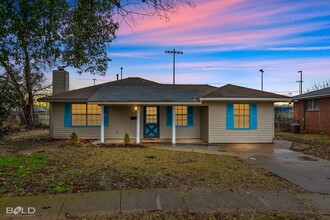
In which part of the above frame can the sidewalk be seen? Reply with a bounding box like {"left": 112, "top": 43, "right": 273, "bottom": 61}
{"left": 1, "top": 188, "right": 329, "bottom": 219}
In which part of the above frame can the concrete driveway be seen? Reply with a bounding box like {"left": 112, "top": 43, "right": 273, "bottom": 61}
{"left": 220, "top": 140, "right": 330, "bottom": 194}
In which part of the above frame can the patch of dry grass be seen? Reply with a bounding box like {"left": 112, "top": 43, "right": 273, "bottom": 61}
{"left": 4, "top": 128, "right": 50, "bottom": 141}
{"left": 277, "top": 132, "right": 330, "bottom": 160}
{"left": 0, "top": 146, "right": 303, "bottom": 196}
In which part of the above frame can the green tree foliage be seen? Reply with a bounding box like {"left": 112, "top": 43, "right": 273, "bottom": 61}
{"left": 0, "top": 0, "right": 192, "bottom": 126}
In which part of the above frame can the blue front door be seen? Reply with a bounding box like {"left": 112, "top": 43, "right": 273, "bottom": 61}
{"left": 144, "top": 106, "right": 159, "bottom": 138}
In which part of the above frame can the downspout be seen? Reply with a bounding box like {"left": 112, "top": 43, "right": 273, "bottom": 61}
{"left": 302, "top": 100, "right": 306, "bottom": 133}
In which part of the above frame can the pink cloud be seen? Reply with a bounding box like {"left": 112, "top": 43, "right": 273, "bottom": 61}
{"left": 115, "top": 0, "right": 330, "bottom": 49}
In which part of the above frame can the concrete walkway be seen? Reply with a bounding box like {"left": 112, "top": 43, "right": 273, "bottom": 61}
{"left": 1, "top": 188, "right": 327, "bottom": 219}
{"left": 247, "top": 140, "right": 330, "bottom": 194}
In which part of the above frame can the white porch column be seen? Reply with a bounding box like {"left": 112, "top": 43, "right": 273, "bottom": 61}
{"left": 136, "top": 106, "right": 141, "bottom": 144}
{"left": 172, "top": 106, "right": 176, "bottom": 145}
{"left": 100, "top": 105, "right": 105, "bottom": 143}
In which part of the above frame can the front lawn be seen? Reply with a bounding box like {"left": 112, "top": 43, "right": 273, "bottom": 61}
{"left": 276, "top": 132, "right": 330, "bottom": 160}
{"left": 0, "top": 145, "right": 302, "bottom": 196}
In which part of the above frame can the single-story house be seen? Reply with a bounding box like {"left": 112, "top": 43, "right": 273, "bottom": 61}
{"left": 39, "top": 68, "right": 291, "bottom": 144}
{"left": 293, "top": 87, "right": 330, "bottom": 135}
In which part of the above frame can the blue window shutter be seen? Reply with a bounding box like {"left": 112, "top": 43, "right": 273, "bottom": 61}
{"left": 104, "top": 106, "right": 109, "bottom": 127}
{"left": 187, "top": 106, "right": 194, "bottom": 127}
{"left": 250, "top": 104, "right": 258, "bottom": 129}
{"left": 226, "top": 103, "right": 234, "bottom": 130}
{"left": 64, "top": 104, "right": 72, "bottom": 127}
{"left": 166, "top": 106, "right": 172, "bottom": 127}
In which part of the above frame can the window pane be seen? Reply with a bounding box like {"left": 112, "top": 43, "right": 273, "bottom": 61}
{"left": 234, "top": 116, "right": 239, "bottom": 128}
{"left": 314, "top": 100, "right": 320, "bottom": 110}
{"left": 88, "top": 114, "right": 100, "bottom": 126}
{"left": 88, "top": 104, "right": 101, "bottom": 114}
{"left": 306, "top": 100, "right": 313, "bottom": 110}
{"left": 72, "top": 114, "right": 86, "bottom": 126}
{"left": 72, "top": 104, "right": 86, "bottom": 114}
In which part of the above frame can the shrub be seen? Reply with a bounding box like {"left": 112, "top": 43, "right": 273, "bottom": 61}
{"left": 124, "top": 132, "right": 130, "bottom": 145}
{"left": 69, "top": 132, "right": 78, "bottom": 145}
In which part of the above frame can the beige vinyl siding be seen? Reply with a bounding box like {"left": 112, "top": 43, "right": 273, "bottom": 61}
{"left": 200, "top": 106, "right": 209, "bottom": 142}
{"left": 50, "top": 103, "right": 54, "bottom": 137}
{"left": 51, "top": 103, "right": 200, "bottom": 139}
{"left": 158, "top": 106, "right": 201, "bottom": 139}
{"left": 208, "top": 102, "right": 275, "bottom": 143}
{"left": 52, "top": 103, "right": 142, "bottom": 139}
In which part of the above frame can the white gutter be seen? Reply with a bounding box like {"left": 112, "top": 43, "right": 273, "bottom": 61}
{"left": 293, "top": 94, "right": 330, "bottom": 100}
{"left": 89, "top": 101, "right": 203, "bottom": 105}
{"left": 200, "top": 97, "right": 292, "bottom": 102}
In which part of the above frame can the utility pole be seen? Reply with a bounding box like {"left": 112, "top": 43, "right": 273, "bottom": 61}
{"left": 93, "top": 78, "right": 96, "bottom": 86}
{"left": 165, "top": 48, "right": 183, "bottom": 84}
{"left": 120, "top": 67, "right": 123, "bottom": 80}
{"left": 259, "top": 68, "right": 264, "bottom": 91}
{"left": 296, "top": 70, "right": 303, "bottom": 95}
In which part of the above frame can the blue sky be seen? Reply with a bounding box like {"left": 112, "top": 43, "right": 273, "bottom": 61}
{"left": 66, "top": 0, "right": 330, "bottom": 96}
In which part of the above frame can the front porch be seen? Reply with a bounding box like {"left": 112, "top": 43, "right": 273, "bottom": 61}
{"left": 97, "top": 105, "right": 204, "bottom": 144}
{"left": 94, "top": 138, "right": 206, "bottom": 145}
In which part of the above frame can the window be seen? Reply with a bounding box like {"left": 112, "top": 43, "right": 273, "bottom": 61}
{"left": 72, "top": 104, "right": 101, "bottom": 126}
{"left": 146, "top": 107, "right": 158, "bottom": 123}
{"left": 176, "top": 106, "right": 188, "bottom": 126}
{"left": 234, "top": 104, "right": 250, "bottom": 129}
{"left": 306, "top": 99, "right": 320, "bottom": 110}
{"left": 166, "top": 106, "right": 193, "bottom": 127}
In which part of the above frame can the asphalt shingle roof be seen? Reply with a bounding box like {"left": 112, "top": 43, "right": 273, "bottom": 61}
{"left": 293, "top": 87, "right": 330, "bottom": 100}
{"left": 202, "top": 84, "right": 289, "bottom": 99}
{"left": 39, "top": 77, "right": 215, "bottom": 102}
{"left": 39, "top": 77, "right": 289, "bottom": 102}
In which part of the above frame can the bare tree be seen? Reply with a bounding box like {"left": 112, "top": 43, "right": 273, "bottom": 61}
{"left": 306, "top": 80, "right": 330, "bottom": 92}
{"left": 0, "top": 0, "right": 194, "bottom": 126}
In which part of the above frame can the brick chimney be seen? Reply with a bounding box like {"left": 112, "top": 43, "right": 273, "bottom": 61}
{"left": 53, "top": 67, "right": 69, "bottom": 95}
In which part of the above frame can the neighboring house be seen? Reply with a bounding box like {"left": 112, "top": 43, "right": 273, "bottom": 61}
{"left": 293, "top": 87, "right": 330, "bottom": 135}
{"left": 39, "top": 68, "right": 290, "bottom": 144}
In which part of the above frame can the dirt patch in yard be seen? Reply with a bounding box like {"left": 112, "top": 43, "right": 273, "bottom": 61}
{"left": 0, "top": 129, "right": 62, "bottom": 155}
{"left": 276, "top": 132, "right": 330, "bottom": 160}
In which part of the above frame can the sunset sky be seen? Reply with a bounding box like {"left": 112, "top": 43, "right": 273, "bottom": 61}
{"left": 67, "top": 0, "right": 330, "bottom": 96}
